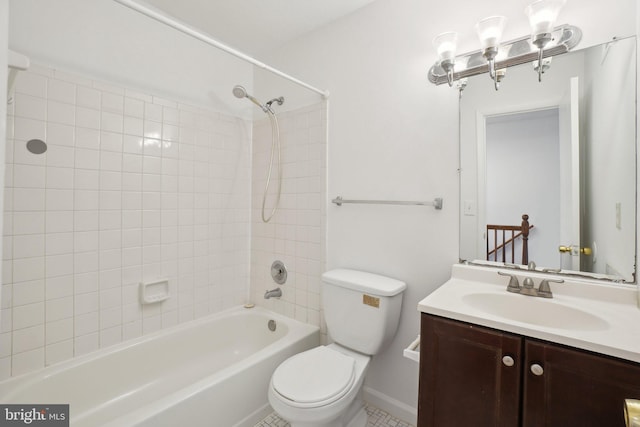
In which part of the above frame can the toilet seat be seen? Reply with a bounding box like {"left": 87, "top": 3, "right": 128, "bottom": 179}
{"left": 271, "top": 346, "right": 356, "bottom": 408}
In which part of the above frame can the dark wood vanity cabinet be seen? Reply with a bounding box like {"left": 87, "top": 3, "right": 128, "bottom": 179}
{"left": 418, "top": 313, "right": 640, "bottom": 427}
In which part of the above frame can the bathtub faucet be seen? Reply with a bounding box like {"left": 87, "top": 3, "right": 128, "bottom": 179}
{"left": 264, "top": 288, "right": 282, "bottom": 299}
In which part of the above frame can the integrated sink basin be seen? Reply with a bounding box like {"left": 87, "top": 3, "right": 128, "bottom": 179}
{"left": 462, "top": 292, "right": 610, "bottom": 331}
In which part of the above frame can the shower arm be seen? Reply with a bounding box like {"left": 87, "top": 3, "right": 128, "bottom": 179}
{"left": 112, "top": 0, "right": 329, "bottom": 99}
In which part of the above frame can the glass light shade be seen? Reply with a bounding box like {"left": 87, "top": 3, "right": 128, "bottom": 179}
{"left": 475, "top": 16, "right": 507, "bottom": 50}
{"left": 433, "top": 32, "right": 458, "bottom": 62}
{"left": 525, "top": 0, "right": 566, "bottom": 36}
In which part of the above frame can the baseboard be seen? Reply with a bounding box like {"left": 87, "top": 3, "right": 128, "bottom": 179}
{"left": 362, "top": 386, "right": 417, "bottom": 426}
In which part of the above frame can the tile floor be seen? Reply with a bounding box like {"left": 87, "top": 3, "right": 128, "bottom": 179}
{"left": 254, "top": 405, "right": 414, "bottom": 427}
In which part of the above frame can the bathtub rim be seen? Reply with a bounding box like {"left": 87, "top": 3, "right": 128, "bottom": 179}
{"left": 0, "top": 305, "right": 319, "bottom": 397}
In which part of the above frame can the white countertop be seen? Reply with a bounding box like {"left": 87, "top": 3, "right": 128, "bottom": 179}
{"left": 418, "top": 263, "right": 640, "bottom": 363}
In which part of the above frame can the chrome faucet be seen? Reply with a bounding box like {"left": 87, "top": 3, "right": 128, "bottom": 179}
{"left": 497, "top": 272, "right": 563, "bottom": 299}
{"left": 264, "top": 288, "right": 282, "bottom": 299}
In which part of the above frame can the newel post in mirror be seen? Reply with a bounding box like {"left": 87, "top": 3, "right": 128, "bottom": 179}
{"left": 522, "top": 215, "right": 530, "bottom": 265}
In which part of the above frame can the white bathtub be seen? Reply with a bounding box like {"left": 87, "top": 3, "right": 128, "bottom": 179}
{"left": 0, "top": 306, "right": 319, "bottom": 427}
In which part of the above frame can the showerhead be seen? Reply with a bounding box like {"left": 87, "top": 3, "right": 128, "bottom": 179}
{"left": 232, "top": 85, "right": 247, "bottom": 99}
{"left": 232, "top": 84, "right": 268, "bottom": 112}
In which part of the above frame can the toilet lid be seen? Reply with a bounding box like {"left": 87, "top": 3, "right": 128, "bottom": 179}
{"left": 272, "top": 346, "right": 356, "bottom": 405}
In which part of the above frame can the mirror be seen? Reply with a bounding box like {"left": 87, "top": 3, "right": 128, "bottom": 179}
{"left": 459, "top": 36, "right": 636, "bottom": 283}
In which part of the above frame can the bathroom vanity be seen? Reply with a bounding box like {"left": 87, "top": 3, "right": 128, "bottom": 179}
{"left": 417, "top": 264, "right": 640, "bottom": 427}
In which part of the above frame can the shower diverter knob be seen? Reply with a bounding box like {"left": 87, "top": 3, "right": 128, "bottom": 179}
{"left": 271, "top": 260, "right": 287, "bottom": 285}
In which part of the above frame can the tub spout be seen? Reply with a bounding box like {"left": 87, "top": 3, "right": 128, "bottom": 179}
{"left": 264, "top": 288, "right": 282, "bottom": 299}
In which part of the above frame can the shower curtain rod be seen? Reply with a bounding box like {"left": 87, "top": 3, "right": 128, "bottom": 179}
{"left": 112, "top": 0, "right": 330, "bottom": 99}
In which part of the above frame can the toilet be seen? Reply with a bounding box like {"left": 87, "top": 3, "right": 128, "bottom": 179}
{"left": 268, "top": 269, "right": 407, "bottom": 427}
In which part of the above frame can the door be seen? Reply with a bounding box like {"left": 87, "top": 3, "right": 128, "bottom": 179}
{"left": 558, "top": 76, "right": 582, "bottom": 271}
{"left": 523, "top": 339, "right": 640, "bottom": 426}
{"left": 418, "top": 314, "right": 521, "bottom": 427}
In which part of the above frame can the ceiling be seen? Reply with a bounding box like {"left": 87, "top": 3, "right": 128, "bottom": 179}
{"left": 142, "top": 0, "right": 378, "bottom": 56}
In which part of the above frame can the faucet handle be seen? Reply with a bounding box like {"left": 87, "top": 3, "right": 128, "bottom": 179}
{"left": 498, "top": 271, "right": 520, "bottom": 293}
{"left": 538, "top": 278, "right": 564, "bottom": 298}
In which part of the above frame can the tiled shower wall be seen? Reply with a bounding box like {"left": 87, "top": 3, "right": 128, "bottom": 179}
{"left": 0, "top": 64, "right": 251, "bottom": 378}
{"left": 250, "top": 103, "right": 326, "bottom": 331}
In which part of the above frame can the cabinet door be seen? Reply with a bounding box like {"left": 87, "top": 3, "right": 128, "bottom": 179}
{"left": 523, "top": 339, "right": 640, "bottom": 426}
{"left": 418, "top": 314, "right": 522, "bottom": 427}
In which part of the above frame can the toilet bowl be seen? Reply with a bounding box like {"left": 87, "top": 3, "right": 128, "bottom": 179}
{"left": 268, "top": 344, "right": 370, "bottom": 427}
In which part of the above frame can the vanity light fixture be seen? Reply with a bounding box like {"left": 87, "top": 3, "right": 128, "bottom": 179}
{"left": 429, "top": 0, "right": 580, "bottom": 90}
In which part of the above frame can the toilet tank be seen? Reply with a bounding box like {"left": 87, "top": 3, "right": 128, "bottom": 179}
{"left": 321, "top": 269, "right": 406, "bottom": 355}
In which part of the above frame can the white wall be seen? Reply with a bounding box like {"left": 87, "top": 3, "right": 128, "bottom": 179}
{"left": 8, "top": 0, "right": 253, "bottom": 118}
{"left": 262, "top": 0, "right": 636, "bottom": 421}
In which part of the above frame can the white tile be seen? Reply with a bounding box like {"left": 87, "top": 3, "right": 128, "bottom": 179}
{"left": 100, "top": 307, "right": 122, "bottom": 330}
{"left": 13, "top": 302, "right": 44, "bottom": 330}
{"left": 47, "top": 100, "right": 75, "bottom": 126}
{"left": 142, "top": 174, "right": 161, "bottom": 192}
{"left": 99, "top": 171, "right": 122, "bottom": 191}
{"left": 99, "top": 268, "right": 121, "bottom": 290}
{"left": 99, "top": 191, "right": 121, "bottom": 210}
{"left": 143, "top": 155, "right": 161, "bottom": 174}
{"left": 101, "top": 131, "right": 123, "bottom": 153}
{"left": 74, "top": 190, "right": 99, "bottom": 210}
{"left": 13, "top": 211, "right": 45, "bottom": 235}
{"left": 11, "top": 347, "right": 44, "bottom": 376}
{"left": 123, "top": 116, "right": 143, "bottom": 136}
{"left": 144, "top": 103, "right": 162, "bottom": 122}
{"left": 76, "top": 86, "right": 101, "bottom": 109}
{"left": 46, "top": 167, "right": 74, "bottom": 189}
{"left": 101, "top": 111, "right": 123, "bottom": 133}
{"left": 122, "top": 192, "right": 142, "bottom": 210}
{"left": 45, "top": 233, "right": 73, "bottom": 256}
{"left": 74, "top": 169, "right": 99, "bottom": 190}
{"left": 74, "top": 311, "right": 98, "bottom": 336}
{"left": 122, "top": 172, "right": 142, "bottom": 192}
{"left": 13, "top": 234, "right": 45, "bottom": 259}
{"left": 46, "top": 253, "right": 74, "bottom": 278}
{"left": 45, "top": 276, "right": 74, "bottom": 300}
{"left": 14, "top": 117, "right": 46, "bottom": 142}
{"left": 46, "top": 145, "right": 75, "bottom": 168}
{"left": 122, "top": 210, "right": 142, "bottom": 229}
{"left": 74, "top": 271, "right": 98, "bottom": 294}
{"left": 124, "top": 97, "right": 144, "bottom": 118}
{"left": 0, "top": 333, "right": 11, "bottom": 358}
{"left": 143, "top": 138, "right": 161, "bottom": 157}
{"left": 74, "top": 231, "right": 99, "bottom": 254}
{"left": 13, "top": 188, "right": 45, "bottom": 211}
{"left": 74, "top": 251, "right": 99, "bottom": 274}
{"left": 74, "top": 291, "right": 98, "bottom": 317}
{"left": 123, "top": 135, "right": 143, "bottom": 154}
{"left": 100, "top": 249, "right": 121, "bottom": 270}
{"left": 13, "top": 279, "right": 45, "bottom": 306}
{"left": 46, "top": 189, "right": 74, "bottom": 211}
{"left": 122, "top": 229, "right": 141, "bottom": 248}
{"left": 46, "top": 339, "right": 73, "bottom": 366}
{"left": 12, "top": 324, "right": 44, "bottom": 353}
{"left": 75, "top": 148, "right": 100, "bottom": 170}
{"left": 15, "top": 72, "right": 47, "bottom": 98}
{"left": 76, "top": 107, "right": 101, "bottom": 129}
{"left": 46, "top": 211, "right": 74, "bottom": 233}
{"left": 45, "top": 317, "right": 73, "bottom": 345}
{"left": 100, "top": 325, "right": 122, "bottom": 348}
{"left": 14, "top": 93, "right": 47, "bottom": 121}
{"left": 47, "top": 79, "right": 76, "bottom": 104}
{"left": 74, "top": 211, "right": 99, "bottom": 232}
{"left": 13, "top": 257, "right": 45, "bottom": 283}
{"left": 74, "top": 333, "right": 99, "bottom": 356}
{"left": 75, "top": 127, "right": 100, "bottom": 150}
{"left": 46, "top": 296, "right": 73, "bottom": 322}
{"left": 99, "top": 211, "right": 121, "bottom": 231}
{"left": 101, "top": 93, "right": 124, "bottom": 114}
